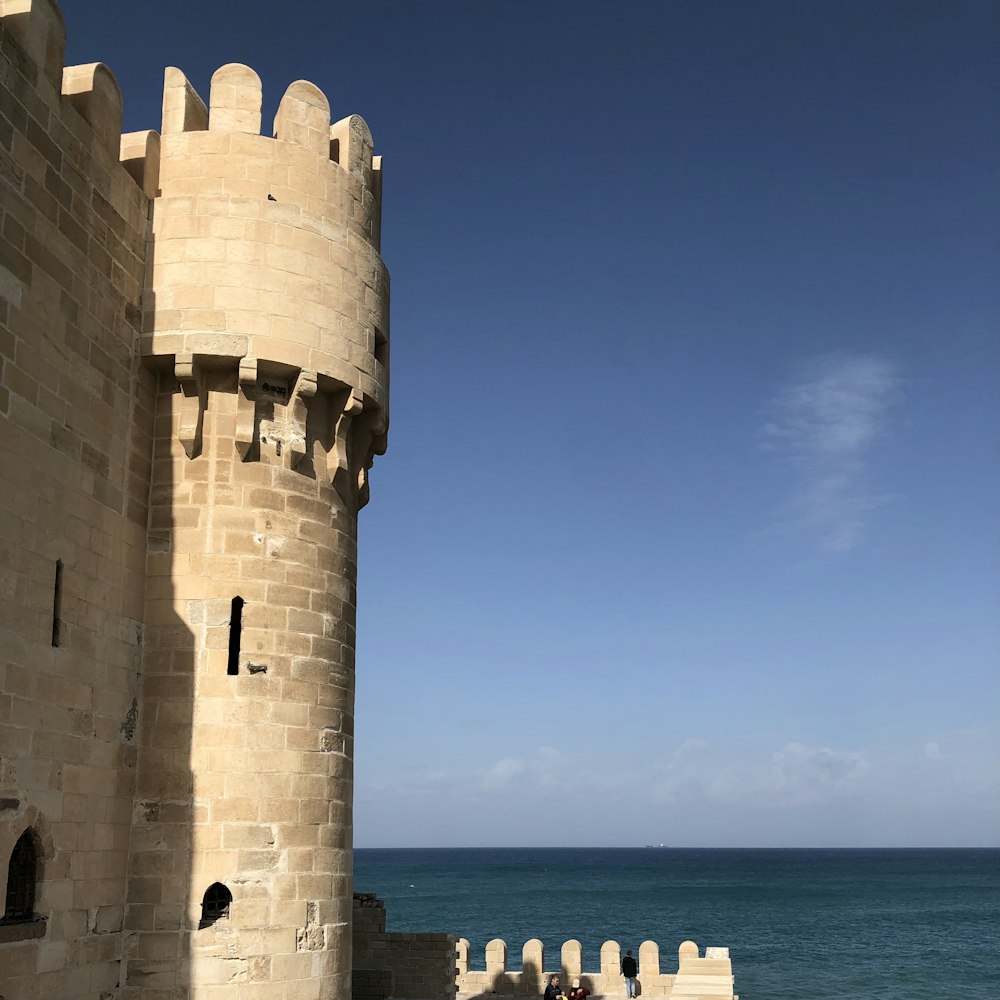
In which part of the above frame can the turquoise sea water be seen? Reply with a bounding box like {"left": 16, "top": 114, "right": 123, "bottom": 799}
{"left": 354, "top": 848, "right": 999, "bottom": 1000}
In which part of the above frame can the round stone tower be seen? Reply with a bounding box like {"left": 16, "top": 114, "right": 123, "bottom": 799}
{"left": 126, "top": 64, "right": 388, "bottom": 999}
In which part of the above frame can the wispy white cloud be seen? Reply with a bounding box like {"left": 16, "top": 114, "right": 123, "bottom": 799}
{"left": 760, "top": 741, "right": 871, "bottom": 804}
{"left": 368, "top": 746, "right": 570, "bottom": 800}
{"left": 476, "top": 746, "right": 564, "bottom": 794}
{"left": 651, "top": 740, "right": 870, "bottom": 807}
{"left": 356, "top": 728, "right": 1000, "bottom": 844}
{"left": 481, "top": 756, "right": 527, "bottom": 789}
{"left": 762, "top": 353, "right": 901, "bottom": 551}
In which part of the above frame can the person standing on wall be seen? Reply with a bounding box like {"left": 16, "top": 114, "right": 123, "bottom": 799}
{"left": 621, "top": 949, "right": 638, "bottom": 999}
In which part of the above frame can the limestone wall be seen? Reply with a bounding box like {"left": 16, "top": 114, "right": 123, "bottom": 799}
{"left": 353, "top": 893, "right": 458, "bottom": 1000}
{"left": 0, "top": 1, "right": 155, "bottom": 996}
{"left": 456, "top": 939, "right": 736, "bottom": 1000}
{"left": 124, "top": 50, "right": 389, "bottom": 999}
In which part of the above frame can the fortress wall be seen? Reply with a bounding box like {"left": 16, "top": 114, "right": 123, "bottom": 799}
{"left": 353, "top": 893, "right": 458, "bottom": 1000}
{"left": 1, "top": 4, "right": 392, "bottom": 998}
{"left": 455, "top": 939, "right": 734, "bottom": 1000}
{"left": 0, "top": 0, "right": 154, "bottom": 996}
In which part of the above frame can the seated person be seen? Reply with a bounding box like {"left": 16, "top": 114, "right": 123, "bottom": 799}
{"left": 568, "top": 979, "right": 590, "bottom": 1000}
{"left": 544, "top": 976, "right": 565, "bottom": 1000}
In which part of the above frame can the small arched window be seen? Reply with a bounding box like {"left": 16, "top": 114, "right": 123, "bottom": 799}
{"left": 3, "top": 830, "right": 38, "bottom": 923}
{"left": 200, "top": 882, "right": 232, "bottom": 928}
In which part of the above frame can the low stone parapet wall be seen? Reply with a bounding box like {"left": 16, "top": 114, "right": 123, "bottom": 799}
{"left": 352, "top": 893, "right": 738, "bottom": 1000}
{"left": 384, "top": 931, "right": 462, "bottom": 999}
{"left": 353, "top": 892, "right": 459, "bottom": 1000}
{"left": 456, "top": 938, "right": 736, "bottom": 1000}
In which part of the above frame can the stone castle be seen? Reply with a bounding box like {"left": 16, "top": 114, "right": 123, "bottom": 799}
{"left": 1, "top": 0, "right": 395, "bottom": 995}
{"left": 0, "top": 3, "right": 737, "bottom": 999}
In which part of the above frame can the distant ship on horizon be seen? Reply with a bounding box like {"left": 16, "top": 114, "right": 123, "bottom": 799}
{"left": 644, "top": 843, "right": 668, "bottom": 848}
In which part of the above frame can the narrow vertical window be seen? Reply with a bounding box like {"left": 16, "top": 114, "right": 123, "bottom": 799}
{"left": 51, "top": 560, "right": 63, "bottom": 647}
{"left": 227, "top": 596, "right": 244, "bottom": 675}
{"left": 3, "top": 830, "right": 38, "bottom": 923}
{"left": 373, "top": 327, "right": 388, "bottom": 367}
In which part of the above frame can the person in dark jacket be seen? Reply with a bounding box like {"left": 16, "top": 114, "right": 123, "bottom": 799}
{"left": 544, "top": 976, "right": 565, "bottom": 1000}
{"left": 621, "top": 949, "right": 638, "bottom": 999}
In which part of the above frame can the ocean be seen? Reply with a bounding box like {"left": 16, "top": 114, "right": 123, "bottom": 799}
{"left": 353, "top": 848, "right": 999, "bottom": 1000}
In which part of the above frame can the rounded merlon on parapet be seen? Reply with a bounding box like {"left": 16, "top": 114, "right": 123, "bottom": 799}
{"left": 0, "top": 0, "right": 66, "bottom": 88}
{"left": 275, "top": 80, "right": 331, "bottom": 154}
{"left": 210, "top": 63, "right": 262, "bottom": 135}
{"left": 677, "top": 940, "right": 698, "bottom": 960}
{"left": 61, "top": 62, "right": 122, "bottom": 153}
{"left": 2, "top": 1, "right": 164, "bottom": 200}
{"left": 119, "top": 130, "right": 161, "bottom": 198}
{"left": 485, "top": 937, "right": 507, "bottom": 975}
{"left": 162, "top": 66, "right": 208, "bottom": 134}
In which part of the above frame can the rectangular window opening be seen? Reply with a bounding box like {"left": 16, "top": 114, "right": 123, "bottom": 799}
{"left": 373, "top": 327, "right": 388, "bottom": 367}
{"left": 51, "top": 560, "right": 63, "bottom": 648}
{"left": 227, "top": 596, "right": 245, "bottom": 676}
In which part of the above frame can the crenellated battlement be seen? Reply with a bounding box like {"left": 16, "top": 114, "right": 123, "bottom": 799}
{"left": 457, "top": 938, "right": 738, "bottom": 1000}
{"left": 0, "top": 1, "right": 381, "bottom": 222}
{"left": 1, "top": 1, "right": 155, "bottom": 189}
{"left": 2, "top": 1, "right": 389, "bottom": 510}
{"left": 1, "top": 0, "right": 67, "bottom": 91}
{"left": 145, "top": 60, "right": 389, "bottom": 509}
{"left": 156, "top": 63, "right": 383, "bottom": 222}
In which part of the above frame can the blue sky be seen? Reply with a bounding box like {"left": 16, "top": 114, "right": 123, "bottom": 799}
{"left": 66, "top": 1, "right": 999, "bottom": 846}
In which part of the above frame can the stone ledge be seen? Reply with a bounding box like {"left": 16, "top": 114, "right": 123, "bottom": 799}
{"left": 0, "top": 916, "right": 47, "bottom": 943}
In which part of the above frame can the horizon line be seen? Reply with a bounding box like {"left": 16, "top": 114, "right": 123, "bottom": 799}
{"left": 354, "top": 844, "right": 1000, "bottom": 850}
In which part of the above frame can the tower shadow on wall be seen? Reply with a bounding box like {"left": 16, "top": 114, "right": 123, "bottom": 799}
{"left": 469, "top": 958, "right": 541, "bottom": 999}
{"left": 124, "top": 252, "right": 199, "bottom": 991}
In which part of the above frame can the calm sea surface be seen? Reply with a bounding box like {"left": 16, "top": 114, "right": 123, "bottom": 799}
{"left": 354, "top": 848, "right": 999, "bottom": 1000}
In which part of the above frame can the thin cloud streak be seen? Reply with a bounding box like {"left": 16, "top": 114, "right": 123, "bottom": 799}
{"left": 763, "top": 353, "right": 901, "bottom": 551}
{"left": 355, "top": 730, "right": 1000, "bottom": 845}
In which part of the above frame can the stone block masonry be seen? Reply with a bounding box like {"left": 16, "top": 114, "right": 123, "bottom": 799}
{"left": 1, "top": 1, "right": 389, "bottom": 998}
{"left": 456, "top": 938, "right": 737, "bottom": 1000}
{"left": 0, "top": 0, "right": 155, "bottom": 996}
{"left": 353, "top": 894, "right": 458, "bottom": 1000}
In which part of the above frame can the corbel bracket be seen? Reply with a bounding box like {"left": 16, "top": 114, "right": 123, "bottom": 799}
{"left": 354, "top": 414, "right": 387, "bottom": 511}
{"left": 330, "top": 388, "right": 364, "bottom": 504}
{"left": 174, "top": 353, "right": 205, "bottom": 459}
{"left": 235, "top": 357, "right": 258, "bottom": 461}
{"left": 289, "top": 369, "right": 318, "bottom": 470}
